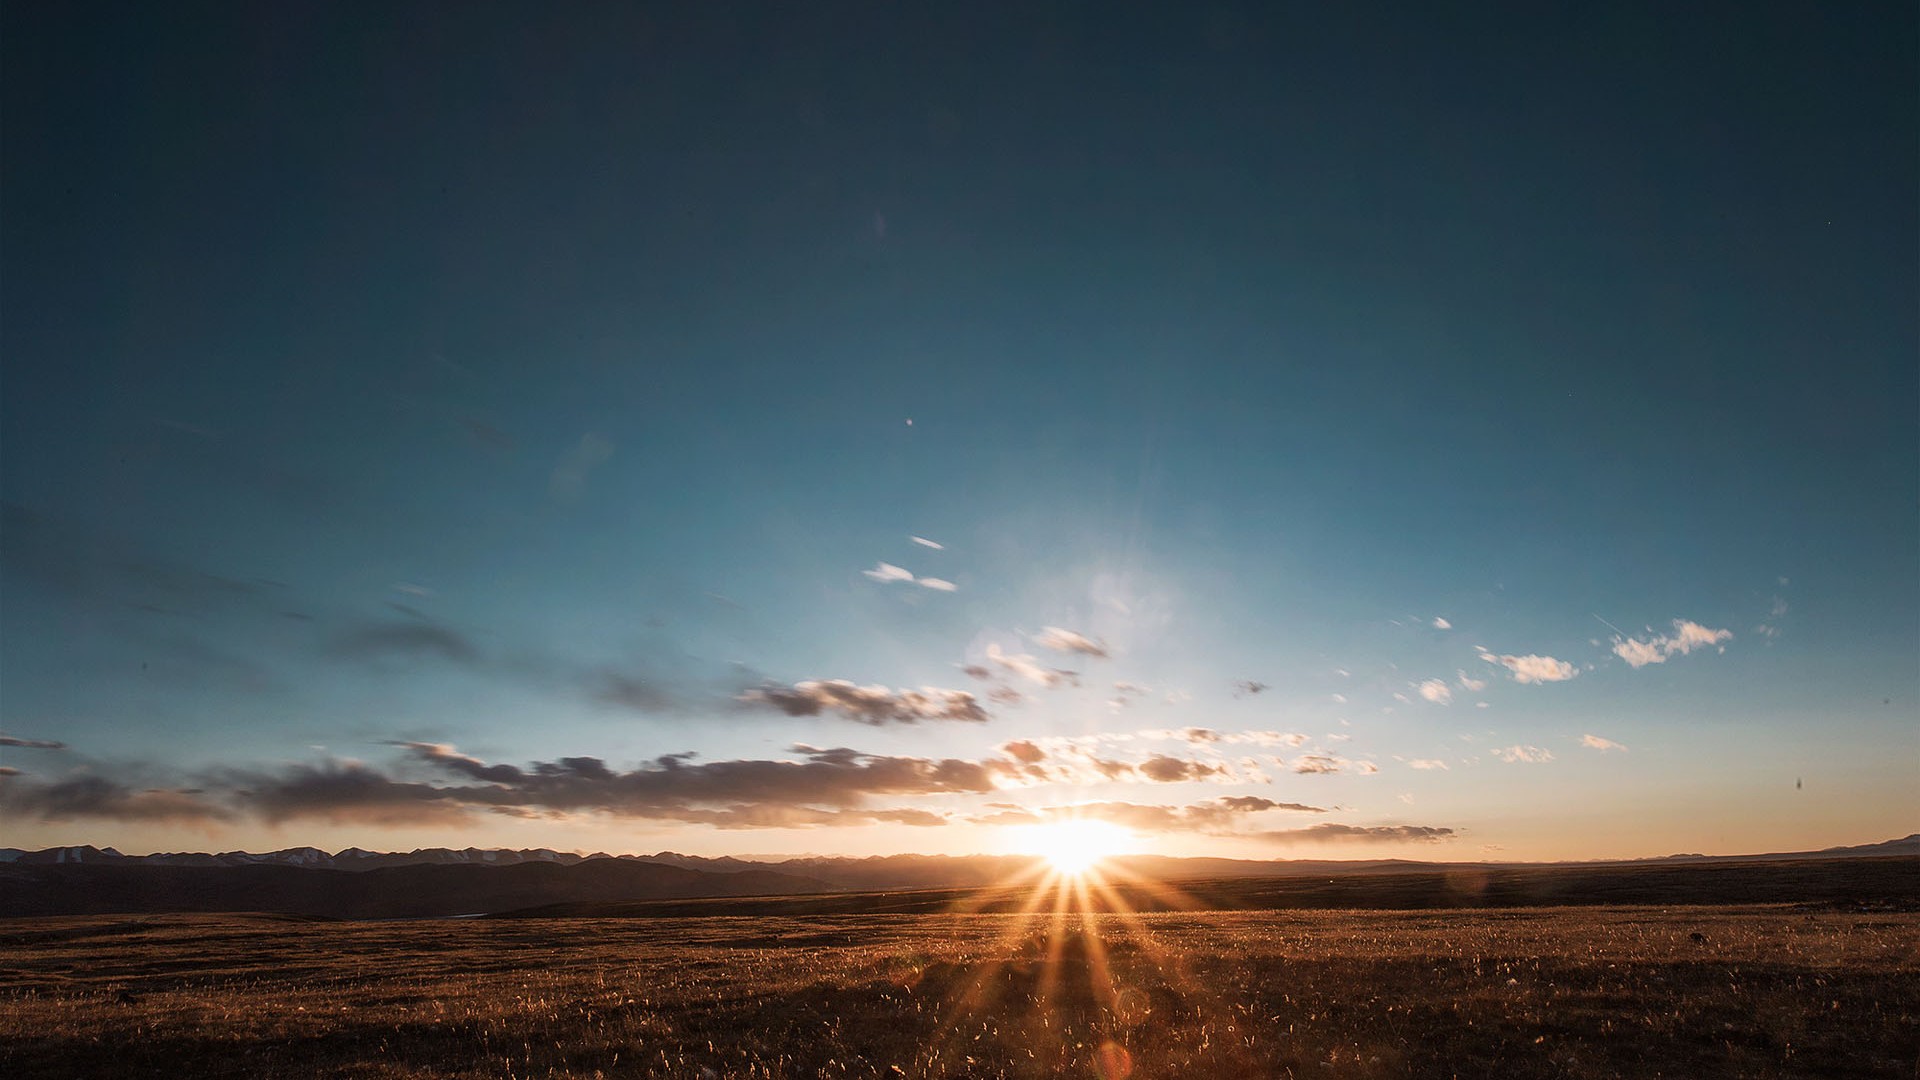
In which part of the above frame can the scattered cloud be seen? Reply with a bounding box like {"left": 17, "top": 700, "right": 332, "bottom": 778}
{"left": 1034, "top": 626, "right": 1108, "bottom": 657}
{"left": 999, "top": 740, "right": 1047, "bottom": 765}
{"left": 1432, "top": 617, "right": 1452, "bottom": 630}
{"left": 741, "top": 679, "right": 989, "bottom": 725}
{"left": 1579, "top": 734, "right": 1627, "bottom": 752}
{"left": 909, "top": 536, "right": 944, "bottom": 550}
{"left": 1480, "top": 651, "right": 1578, "bottom": 684}
{"left": 227, "top": 743, "right": 1023, "bottom": 826}
{"left": 1492, "top": 745, "right": 1555, "bottom": 764}
{"left": 0, "top": 773, "right": 232, "bottom": 823}
{"left": 1417, "top": 679, "right": 1453, "bottom": 705}
{"left": 981, "top": 738, "right": 1249, "bottom": 786}
{"left": 0, "top": 735, "right": 68, "bottom": 750}
{"left": 3, "top": 730, "right": 1416, "bottom": 836}
{"left": 863, "top": 562, "right": 957, "bottom": 592}
{"left": 230, "top": 759, "right": 480, "bottom": 825}
{"left": 1407, "top": 759, "right": 1449, "bottom": 771}
{"left": 1611, "top": 619, "right": 1733, "bottom": 668}
{"left": 1456, "top": 671, "right": 1487, "bottom": 692}
{"left": 974, "top": 795, "right": 1330, "bottom": 834}
{"left": 1137, "top": 754, "right": 1232, "bottom": 783}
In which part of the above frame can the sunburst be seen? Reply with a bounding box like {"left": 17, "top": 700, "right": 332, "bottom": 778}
{"left": 1012, "top": 818, "right": 1133, "bottom": 877}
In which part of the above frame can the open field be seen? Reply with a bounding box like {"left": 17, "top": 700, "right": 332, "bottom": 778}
{"left": 3, "top": 904, "right": 1916, "bottom": 1078}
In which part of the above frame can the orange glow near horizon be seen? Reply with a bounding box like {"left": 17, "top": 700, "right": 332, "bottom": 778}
{"left": 1012, "top": 819, "right": 1135, "bottom": 876}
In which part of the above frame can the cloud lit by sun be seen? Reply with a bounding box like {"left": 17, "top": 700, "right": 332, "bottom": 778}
{"left": 1012, "top": 818, "right": 1135, "bottom": 876}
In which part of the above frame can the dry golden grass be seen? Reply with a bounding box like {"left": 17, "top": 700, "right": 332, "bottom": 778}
{"left": 2, "top": 905, "right": 1916, "bottom": 1078}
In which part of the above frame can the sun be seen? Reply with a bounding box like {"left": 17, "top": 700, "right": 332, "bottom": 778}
{"left": 1016, "top": 819, "right": 1133, "bottom": 876}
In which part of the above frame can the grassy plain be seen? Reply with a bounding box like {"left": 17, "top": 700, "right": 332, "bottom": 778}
{"left": 2, "top": 902, "right": 1916, "bottom": 1079}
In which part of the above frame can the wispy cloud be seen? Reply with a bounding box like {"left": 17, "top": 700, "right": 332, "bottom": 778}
{"left": 1492, "top": 745, "right": 1555, "bottom": 764}
{"left": 909, "top": 536, "right": 945, "bottom": 550}
{"left": 985, "top": 643, "right": 1077, "bottom": 688}
{"left": 1251, "top": 823, "right": 1456, "bottom": 843}
{"left": 1407, "top": 759, "right": 1449, "bottom": 770}
{"left": 1756, "top": 594, "right": 1788, "bottom": 638}
{"left": 1285, "top": 753, "right": 1376, "bottom": 775}
{"left": 327, "top": 621, "right": 480, "bottom": 665}
{"left": 979, "top": 804, "right": 1456, "bottom": 845}
{"left": 1479, "top": 650, "right": 1578, "bottom": 684}
{"left": 1034, "top": 626, "right": 1108, "bottom": 657}
{"left": 1417, "top": 679, "right": 1452, "bottom": 705}
{"left": 0, "top": 735, "right": 68, "bottom": 750}
{"left": 741, "top": 680, "right": 989, "bottom": 725}
{"left": 1611, "top": 619, "right": 1733, "bottom": 668}
{"left": 1456, "top": 671, "right": 1487, "bottom": 692}
{"left": 1137, "top": 728, "right": 1309, "bottom": 748}
{"left": 549, "top": 433, "right": 614, "bottom": 502}
{"left": 1432, "top": 617, "right": 1452, "bottom": 630}
{"left": 1579, "top": 734, "right": 1627, "bottom": 752}
{"left": 1233, "top": 680, "right": 1268, "bottom": 697}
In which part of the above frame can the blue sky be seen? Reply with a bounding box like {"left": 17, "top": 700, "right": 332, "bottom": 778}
{"left": 2, "top": 3, "right": 1913, "bottom": 859}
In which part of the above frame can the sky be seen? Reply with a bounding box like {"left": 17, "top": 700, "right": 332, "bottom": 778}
{"left": 2, "top": 2, "right": 1914, "bottom": 862}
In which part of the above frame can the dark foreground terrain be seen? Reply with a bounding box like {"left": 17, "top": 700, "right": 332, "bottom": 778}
{"left": 496, "top": 855, "right": 1920, "bottom": 919}
{"left": 2, "top": 903, "right": 1915, "bottom": 1079}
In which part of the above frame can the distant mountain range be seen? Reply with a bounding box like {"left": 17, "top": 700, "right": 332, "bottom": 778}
{"left": 0, "top": 858, "right": 834, "bottom": 919}
{"left": 2, "top": 836, "right": 1912, "bottom": 919}
{"left": 4, "top": 834, "right": 1913, "bottom": 877}
{"left": 0, "top": 845, "right": 610, "bottom": 870}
